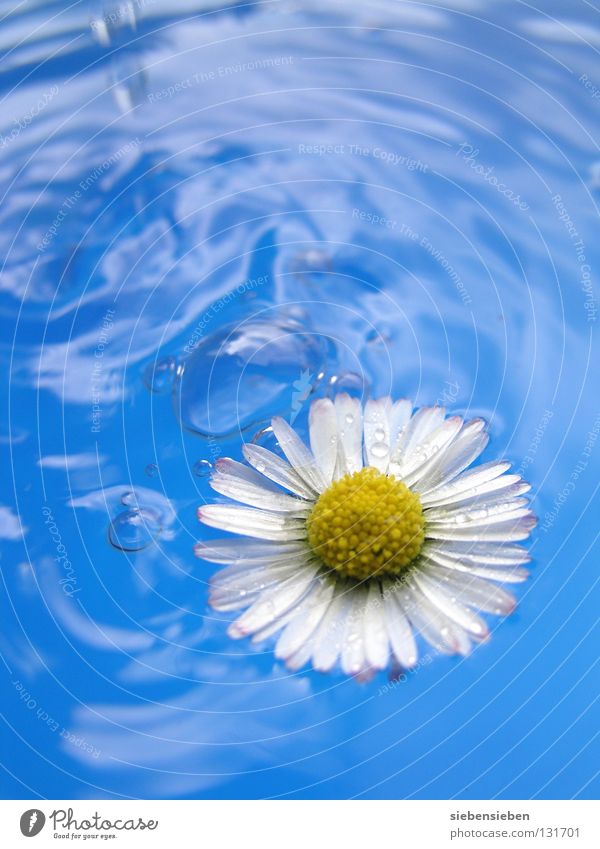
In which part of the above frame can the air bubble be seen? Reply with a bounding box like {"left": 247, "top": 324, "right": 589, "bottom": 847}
{"left": 250, "top": 425, "right": 279, "bottom": 453}
{"left": 327, "top": 371, "right": 367, "bottom": 399}
{"left": 193, "top": 460, "right": 213, "bottom": 478}
{"left": 108, "top": 508, "right": 162, "bottom": 552}
{"left": 143, "top": 356, "right": 178, "bottom": 394}
{"left": 174, "top": 319, "right": 327, "bottom": 439}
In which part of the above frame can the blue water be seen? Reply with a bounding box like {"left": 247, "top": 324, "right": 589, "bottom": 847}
{"left": 1, "top": 0, "right": 598, "bottom": 800}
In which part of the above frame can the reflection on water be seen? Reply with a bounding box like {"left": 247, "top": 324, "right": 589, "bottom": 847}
{"left": 1, "top": 0, "right": 598, "bottom": 800}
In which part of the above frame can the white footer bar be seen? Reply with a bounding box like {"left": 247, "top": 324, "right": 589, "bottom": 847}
{"left": 1, "top": 800, "right": 597, "bottom": 848}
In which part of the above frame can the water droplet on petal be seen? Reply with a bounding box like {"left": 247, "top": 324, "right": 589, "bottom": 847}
{"left": 108, "top": 508, "right": 162, "bottom": 552}
{"left": 370, "top": 441, "right": 389, "bottom": 458}
{"left": 374, "top": 427, "right": 385, "bottom": 442}
{"left": 345, "top": 412, "right": 354, "bottom": 425}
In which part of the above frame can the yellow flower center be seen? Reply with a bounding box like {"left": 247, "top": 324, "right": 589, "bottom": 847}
{"left": 306, "top": 467, "right": 425, "bottom": 580}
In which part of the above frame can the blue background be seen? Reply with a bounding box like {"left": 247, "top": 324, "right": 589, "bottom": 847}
{"left": 0, "top": 0, "right": 598, "bottom": 799}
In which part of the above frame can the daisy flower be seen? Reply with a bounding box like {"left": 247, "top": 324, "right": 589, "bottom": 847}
{"left": 195, "top": 395, "right": 535, "bottom": 677}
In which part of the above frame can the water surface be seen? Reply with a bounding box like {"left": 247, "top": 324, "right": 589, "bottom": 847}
{"left": 1, "top": 0, "right": 598, "bottom": 800}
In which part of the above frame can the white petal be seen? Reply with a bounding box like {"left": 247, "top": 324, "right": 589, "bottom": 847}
{"left": 413, "top": 572, "right": 489, "bottom": 640}
{"left": 389, "top": 399, "right": 413, "bottom": 453}
{"left": 422, "top": 564, "right": 516, "bottom": 615}
{"left": 420, "top": 459, "right": 510, "bottom": 506}
{"left": 210, "top": 557, "right": 306, "bottom": 593}
{"left": 426, "top": 512, "right": 536, "bottom": 542}
{"left": 250, "top": 586, "right": 320, "bottom": 644}
{"left": 227, "top": 568, "right": 317, "bottom": 638}
{"left": 271, "top": 416, "right": 325, "bottom": 493}
{"left": 340, "top": 587, "right": 368, "bottom": 675}
{"left": 275, "top": 579, "right": 335, "bottom": 660}
{"left": 334, "top": 393, "right": 363, "bottom": 475}
{"left": 415, "top": 419, "right": 489, "bottom": 494}
{"left": 309, "top": 398, "right": 338, "bottom": 485}
{"left": 363, "top": 397, "right": 392, "bottom": 472}
{"left": 210, "top": 560, "right": 311, "bottom": 612}
{"left": 213, "top": 457, "right": 281, "bottom": 492}
{"left": 421, "top": 546, "right": 529, "bottom": 583}
{"left": 426, "top": 504, "right": 533, "bottom": 528}
{"left": 382, "top": 584, "right": 418, "bottom": 667}
{"left": 198, "top": 504, "right": 306, "bottom": 541}
{"left": 424, "top": 539, "right": 531, "bottom": 564}
{"left": 285, "top": 633, "right": 317, "bottom": 671}
{"left": 422, "top": 473, "right": 530, "bottom": 510}
{"left": 210, "top": 472, "right": 310, "bottom": 514}
{"left": 250, "top": 576, "right": 332, "bottom": 645}
{"left": 194, "top": 538, "right": 304, "bottom": 564}
{"left": 403, "top": 578, "right": 471, "bottom": 656}
{"left": 210, "top": 590, "right": 264, "bottom": 612}
{"left": 242, "top": 444, "right": 314, "bottom": 499}
{"left": 363, "top": 582, "right": 390, "bottom": 669}
{"left": 312, "top": 585, "right": 353, "bottom": 672}
{"left": 394, "top": 416, "right": 463, "bottom": 485}
{"left": 425, "top": 490, "right": 529, "bottom": 523}
{"left": 424, "top": 488, "right": 531, "bottom": 519}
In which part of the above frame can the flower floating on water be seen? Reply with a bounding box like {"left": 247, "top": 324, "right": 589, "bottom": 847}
{"left": 195, "top": 395, "right": 535, "bottom": 677}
